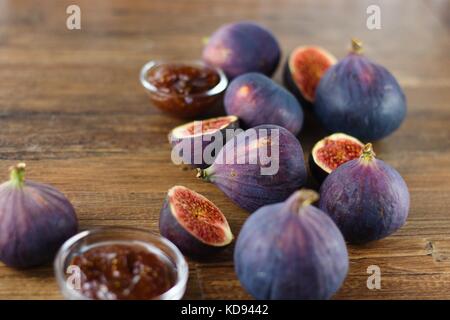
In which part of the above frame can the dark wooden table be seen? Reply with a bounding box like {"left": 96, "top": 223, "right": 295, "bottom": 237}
{"left": 0, "top": 0, "right": 449, "bottom": 299}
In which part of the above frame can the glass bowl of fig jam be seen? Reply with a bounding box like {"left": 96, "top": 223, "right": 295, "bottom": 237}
{"left": 140, "top": 60, "right": 228, "bottom": 118}
{"left": 54, "top": 227, "right": 188, "bottom": 300}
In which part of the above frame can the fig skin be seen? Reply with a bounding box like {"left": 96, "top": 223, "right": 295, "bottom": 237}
{"left": 224, "top": 73, "right": 303, "bottom": 135}
{"left": 197, "top": 125, "right": 308, "bottom": 213}
{"left": 202, "top": 22, "right": 281, "bottom": 79}
{"left": 308, "top": 154, "right": 328, "bottom": 185}
{"left": 234, "top": 189, "right": 349, "bottom": 300}
{"left": 169, "top": 115, "right": 240, "bottom": 169}
{"left": 319, "top": 144, "right": 410, "bottom": 244}
{"left": 283, "top": 61, "right": 308, "bottom": 106}
{"left": 159, "top": 186, "right": 233, "bottom": 257}
{"left": 283, "top": 46, "right": 337, "bottom": 106}
{"left": 315, "top": 39, "right": 406, "bottom": 141}
{"left": 0, "top": 163, "right": 78, "bottom": 268}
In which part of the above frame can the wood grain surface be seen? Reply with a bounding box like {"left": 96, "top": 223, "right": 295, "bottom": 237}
{"left": 0, "top": 0, "right": 449, "bottom": 300}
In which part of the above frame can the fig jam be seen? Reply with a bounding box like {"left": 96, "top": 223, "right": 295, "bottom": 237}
{"left": 70, "top": 243, "right": 177, "bottom": 300}
{"left": 148, "top": 64, "right": 220, "bottom": 95}
{"left": 143, "top": 62, "right": 225, "bottom": 118}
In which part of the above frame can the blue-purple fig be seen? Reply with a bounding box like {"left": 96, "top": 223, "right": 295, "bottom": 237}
{"left": 315, "top": 39, "right": 407, "bottom": 141}
{"left": 319, "top": 144, "right": 410, "bottom": 244}
{"left": 283, "top": 46, "right": 337, "bottom": 106}
{"left": 224, "top": 73, "right": 303, "bottom": 135}
{"left": 197, "top": 125, "right": 307, "bottom": 212}
{"left": 169, "top": 115, "right": 239, "bottom": 169}
{"left": 159, "top": 186, "right": 233, "bottom": 257}
{"left": 234, "top": 189, "right": 349, "bottom": 300}
{"left": 0, "top": 163, "right": 78, "bottom": 268}
{"left": 202, "top": 22, "right": 281, "bottom": 79}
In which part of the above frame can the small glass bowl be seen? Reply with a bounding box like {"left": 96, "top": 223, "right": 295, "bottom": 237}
{"left": 139, "top": 60, "right": 228, "bottom": 118}
{"left": 54, "top": 227, "right": 188, "bottom": 300}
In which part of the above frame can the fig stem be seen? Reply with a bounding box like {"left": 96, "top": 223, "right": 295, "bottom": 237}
{"left": 9, "top": 162, "right": 26, "bottom": 188}
{"left": 297, "top": 189, "right": 319, "bottom": 208}
{"left": 351, "top": 38, "right": 363, "bottom": 54}
{"left": 196, "top": 168, "right": 210, "bottom": 181}
{"left": 360, "top": 143, "right": 376, "bottom": 162}
{"left": 202, "top": 37, "right": 210, "bottom": 45}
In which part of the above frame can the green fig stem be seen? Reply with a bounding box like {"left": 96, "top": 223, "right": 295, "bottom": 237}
{"left": 351, "top": 38, "right": 363, "bottom": 54}
{"left": 196, "top": 168, "right": 210, "bottom": 182}
{"left": 360, "top": 143, "right": 376, "bottom": 162}
{"left": 202, "top": 37, "right": 209, "bottom": 46}
{"left": 297, "top": 189, "right": 319, "bottom": 209}
{"left": 9, "top": 162, "right": 26, "bottom": 188}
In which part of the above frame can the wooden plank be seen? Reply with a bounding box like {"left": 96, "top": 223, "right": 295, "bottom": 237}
{"left": 0, "top": 0, "right": 449, "bottom": 299}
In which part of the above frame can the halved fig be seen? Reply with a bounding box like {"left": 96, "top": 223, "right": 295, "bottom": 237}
{"left": 169, "top": 115, "right": 239, "bottom": 169}
{"left": 159, "top": 186, "right": 234, "bottom": 257}
{"left": 309, "top": 133, "right": 364, "bottom": 183}
{"left": 283, "top": 46, "right": 337, "bottom": 105}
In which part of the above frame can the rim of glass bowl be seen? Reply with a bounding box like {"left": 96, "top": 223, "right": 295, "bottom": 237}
{"left": 139, "top": 60, "right": 228, "bottom": 98}
{"left": 54, "top": 226, "right": 189, "bottom": 300}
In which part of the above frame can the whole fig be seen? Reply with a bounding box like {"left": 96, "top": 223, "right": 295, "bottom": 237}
{"left": 315, "top": 39, "right": 406, "bottom": 141}
{"left": 319, "top": 144, "right": 410, "bottom": 244}
{"left": 234, "top": 189, "right": 349, "bottom": 300}
{"left": 197, "top": 125, "right": 307, "bottom": 212}
{"left": 224, "top": 73, "right": 303, "bottom": 135}
{"left": 0, "top": 163, "right": 78, "bottom": 268}
{"left": 202, "top": 22, "right": 281, "bottom": 79}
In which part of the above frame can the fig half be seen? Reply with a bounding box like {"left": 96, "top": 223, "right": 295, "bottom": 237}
{"left": 283, "top": 46, "right": 337, "bottom": 105}
{"left": 169, "top": 115, "right": 239, "bottom": 169}
{"left": 309, "top": 132, "right": 364, "bottom": 183}
{"left": 159, "top": 186, "right": 233, "bottom": 257}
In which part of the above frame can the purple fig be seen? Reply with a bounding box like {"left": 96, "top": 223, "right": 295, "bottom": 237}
{"left": 315, "top": 39, "right": 407, "bottom": 141}
{"left": 169, "top": 115, "right": 239, "bottom": 169}
{"left": 197, "top": 125, "right": 307, "bottom": 212}
{"left": 224, "top": 73, "right": 303, "bottom": 135}
{"left": 0, "top": 163, "right": 78, "bottom": 268}
{"left": 319, "top": 144, "right": 410, "bottom": 244}
{"left": 234, "top": 189, "right": 349, "bottom": 300}
{"left": 202, "top": 22, "right": 281, "bottom": 79}
{"left": 159, "top": 186, "right": 233, "bottom": 257}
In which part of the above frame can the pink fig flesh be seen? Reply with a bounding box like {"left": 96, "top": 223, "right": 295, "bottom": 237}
{"left": 170, "top": 115, "right": 238, "bottom": 139}
{"left": 159, "top": 186, "right": 233, "bottom": 257}
{"left": 169, "top": 115, "right": 240, "bottom": 169}
{"left": 284, "top": 46, "right": 336, "bottom": 103}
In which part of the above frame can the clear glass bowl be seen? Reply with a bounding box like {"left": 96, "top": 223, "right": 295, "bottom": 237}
{"left": 54, "top": 227, "right": 188, "bottom": 300}
{"left": 139, "top": 60, "right": 228, "bottom": 118}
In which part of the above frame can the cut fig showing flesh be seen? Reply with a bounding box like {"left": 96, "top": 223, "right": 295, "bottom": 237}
{"left": 170, "top": 115, "right": 238, "bottom": 139}
{"left": 159, "top": 186, "right": 233, "bottom": 257}
{"left": 284, "top": 46, "right": 337, "bottom": 104}
{"left": 309, "top": 133, "right": 364, "bottom": 183}
{"left": 169, "top": 115, "right": 239, "bottom": 169}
